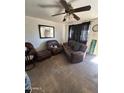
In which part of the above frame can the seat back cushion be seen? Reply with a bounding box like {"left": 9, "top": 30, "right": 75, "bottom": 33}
{"left": 72, "top": 42, "right": 81, "bottom": 51}
{"left": 68, "top": 40, "right": 76, "bottom": 49}
{"left": 47, "top": 40, "right": 59, "bottom": 48}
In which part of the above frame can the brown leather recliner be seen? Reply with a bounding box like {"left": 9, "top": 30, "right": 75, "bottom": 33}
{"left": 25, "top": 42, "right": 37, "bottom": 64}
{"left": 63, "top": 40, "right": 87, "bottom": 63}
{"left": 46, "top": 40, "right": 63, "bottom": 55}
{"left": 25, "top": 42, "right": 52, "bottom": 62}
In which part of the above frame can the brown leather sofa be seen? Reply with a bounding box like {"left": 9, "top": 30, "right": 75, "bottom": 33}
{"left": 46, "top": 40, "right": 63, "bottom": 55}
{"left": 25, "top": 42, "right": 52, "bottom": 62}
{"left": 63, "top": 40, "right": 87, "bottom": 63}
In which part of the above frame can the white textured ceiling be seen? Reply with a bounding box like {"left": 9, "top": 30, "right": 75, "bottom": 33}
{"left": 26, "top": 0, "right": 98, "bottom": 22}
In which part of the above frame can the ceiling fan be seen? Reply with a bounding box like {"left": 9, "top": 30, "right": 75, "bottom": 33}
{"left": 51, "top": 0, "right": 91, "bottom": 22}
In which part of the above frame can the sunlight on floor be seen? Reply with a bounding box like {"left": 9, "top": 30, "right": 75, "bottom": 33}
{"left": 91, "top": 56, "right": 98, "bottom": 64}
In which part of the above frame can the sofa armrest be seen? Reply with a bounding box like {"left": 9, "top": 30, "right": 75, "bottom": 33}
{"left": 58, "top": 44, "right": 63, "bottom": 48}
{"left": 80, "top": 45, "right": 87, "bottom": 52}
{"left": 47, "top": 45, "right": 52, "bottom": 50}
{"left": 63, "top": 42, "right": 68, "bottom": 46}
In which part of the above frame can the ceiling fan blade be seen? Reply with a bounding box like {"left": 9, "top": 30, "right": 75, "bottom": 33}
{"left": 72, "top": 14, "right": 80, "bottom": 20}
{"left": 52, "top": 12, "right": 66, "bottom": 16}
{"left": 60, "top": 0, "right": 70, "bottom": 10}
{"left": 73, "top": 5, "right": 91, "bottom": 13}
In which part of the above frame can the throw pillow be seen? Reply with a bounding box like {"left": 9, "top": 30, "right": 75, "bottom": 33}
{"left": 50, "top": 45, "right": 54, "bottom": 48}
{"left": 54, "top": 45, "right": 58, "bottom": 48}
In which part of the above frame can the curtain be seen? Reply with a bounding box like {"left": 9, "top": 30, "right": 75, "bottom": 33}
{"left": 69, "top": 22, "right": 90, "bottom": 44}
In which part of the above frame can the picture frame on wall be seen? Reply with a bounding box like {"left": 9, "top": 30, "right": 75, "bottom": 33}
{"left": 38, "top": 25, "right": 55, "bottom": 38}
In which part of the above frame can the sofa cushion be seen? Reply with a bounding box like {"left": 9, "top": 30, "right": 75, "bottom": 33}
{"left": 47, "top": 40, "right": 59, "bottom": 47}
{"left": 68, "top": 40, "right": 73, "bottom": 47}
{"left": 53, "top": 45, "right": 58, "bottom": 48}
{"left": 72, "top": 42, "right": 81, "bottom": 51}
{"left": 71, "top": 41, "right": 76, "bottom": 49}
{"left": 68, "top": 40, "right": 73, "bottom": 46}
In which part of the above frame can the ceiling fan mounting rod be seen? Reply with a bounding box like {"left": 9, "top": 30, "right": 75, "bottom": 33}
{"left": 65, "top": 9, "right": 74, "bottom": 13}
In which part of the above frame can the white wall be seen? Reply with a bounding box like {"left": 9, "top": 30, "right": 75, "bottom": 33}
{"left": 63, "top": 23, "right": 69, "bottom": 42}
{"left": 87, "top": 19, "right": 98, "bottom": 55}
{"left": 25, "top": 16, "right": 64, "bottom": 51}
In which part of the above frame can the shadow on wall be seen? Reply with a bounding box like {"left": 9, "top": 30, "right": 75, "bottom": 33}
{"left": 36, "top": 41, "right": 47, "bottom": 51}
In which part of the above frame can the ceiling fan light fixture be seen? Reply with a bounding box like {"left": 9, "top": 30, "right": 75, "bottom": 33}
{"left": 51, "top": 0, "right": 91, "bottom": 22}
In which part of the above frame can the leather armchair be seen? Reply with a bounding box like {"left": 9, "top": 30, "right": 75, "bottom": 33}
{"left": 46, "top": 40, "right": 63, "bottom": 55}
{"left": 63, "top": 40, "right": 87, "bottom": 63}
{"left": 25, "top": 42, "right": 37, "bottom": 65}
